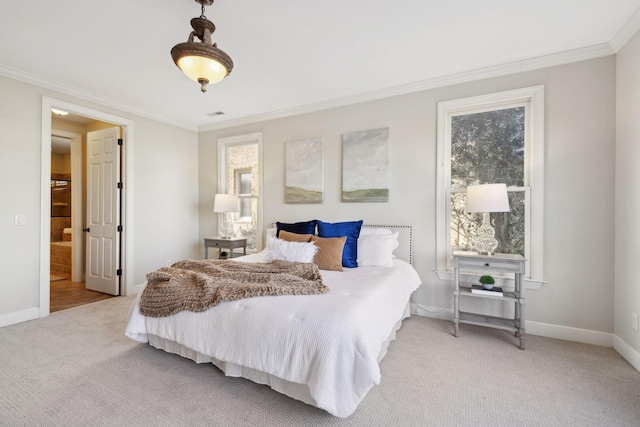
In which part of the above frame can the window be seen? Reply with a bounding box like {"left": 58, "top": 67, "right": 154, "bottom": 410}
{"left": 218, "top": 133, "right": 263, "bottom": 251}
{"left": 436, "top": 86, "right": 544, "bottom": 286}
{"left": 235, "top": 168, "right": 253, "bottom": 219}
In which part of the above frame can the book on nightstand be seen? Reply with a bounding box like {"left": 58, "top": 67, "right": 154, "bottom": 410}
{"left": 471, "top": 285, "right": 504, "bottom": 297}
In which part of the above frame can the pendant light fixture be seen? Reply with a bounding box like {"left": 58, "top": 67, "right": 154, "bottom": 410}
{"left": 171, "top": 0, "right": 233, "bottom": 93}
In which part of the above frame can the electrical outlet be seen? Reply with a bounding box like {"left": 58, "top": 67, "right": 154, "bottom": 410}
{"left": 632, "top": 313, "right": 639, "bottom": 332}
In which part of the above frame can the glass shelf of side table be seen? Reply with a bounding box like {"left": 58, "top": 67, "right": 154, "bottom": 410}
{"left": 453, "top": 251, "right": 526, "bottom": 349}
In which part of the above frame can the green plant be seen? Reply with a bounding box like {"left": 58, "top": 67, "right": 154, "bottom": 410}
{"left": 219, "top": 251, "right": 229, "bottom": 259}
{"left": 479, "top": 275, "right": 495, "bottom": 285}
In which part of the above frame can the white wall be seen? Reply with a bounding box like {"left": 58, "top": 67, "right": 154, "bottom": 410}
{"left": 129, "top": 115, "right": 200, "bottom": 283}
{"left": 615, "top": 30, "right": 640, "bottom": 359}
{"left": 0, "top": 75, "right": 199, "bottom": 323}
{"left": 199, "top": 56, "right": 616, "bottom": 337}
{"left": 0, "top": 53, "right": 622, "bottom": 344}
{"left": 0, "top": 78, "right": 42, "bottom": 317}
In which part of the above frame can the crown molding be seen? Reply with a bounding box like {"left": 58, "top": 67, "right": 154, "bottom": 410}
{"left": 0, "top": 64, "right": 197, "bottom": 132}
{"left": 0, "top": 41, "right": 616, "bottom": 135}
{"left": 610, "top": 6, "right": 640, "bottom": 52}
{"left": 199, "top": 43, "right": 615, "bottom": 132}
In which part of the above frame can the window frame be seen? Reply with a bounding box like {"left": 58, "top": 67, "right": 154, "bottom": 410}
{"left": 234, "top": 167, "right": 254, "bottom": 219}
{"left": 435, "top": 86, "right": 544, "bottom": 288}
{"left": 218, "top": 132, "right": 263, "bottom": 251}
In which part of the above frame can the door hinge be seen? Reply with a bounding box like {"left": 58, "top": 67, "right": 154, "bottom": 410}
{"left": 117, "top": 182, "right": 123, "bottom": 189}
{"left": 117, "top": 269, "right": 122, "bottom": 276}
{"left": 118, "top": 138, "right": 123, "bottom": 146}
{"left": 117, "top": 225, "right": 123, "bottom": 232}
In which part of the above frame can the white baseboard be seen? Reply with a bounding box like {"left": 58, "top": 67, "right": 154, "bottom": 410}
{"left": 132, "top": 282, "right": 146, "bottom": 296}
{"left": 613, "top": 335, "right": 640, "bottom": 372}
{"left": 0, "top": 307, "right": 40, "bottom": 328}
{"left": 1, "top": 282, "right": 147, "bottom": 329}
{"left": 410, "top": 303, "right": 614, "bottom": 347}
{"left": 526, "top": 320, "right": 613, "bottom": 347}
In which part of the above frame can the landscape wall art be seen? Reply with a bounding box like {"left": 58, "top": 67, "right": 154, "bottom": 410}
{"left": 342, "top": 128, "right": 389, "bottom": 202}
{"left": 285, "top": 138, "right": 324, "bottom": 204}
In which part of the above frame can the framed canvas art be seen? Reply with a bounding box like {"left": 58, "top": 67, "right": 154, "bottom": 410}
{"left": 342, "top": 128, "right": 389, "bottom": 202}
{"left": 285, "top": 138, "right": 323, "bottom": 204}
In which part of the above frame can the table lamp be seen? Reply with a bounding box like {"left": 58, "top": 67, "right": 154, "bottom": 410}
{"left": 214, "top": 193, "right": 239, "bottom": 239}
{"left": 465, "top": 183, "right": 510, "bottom": 255}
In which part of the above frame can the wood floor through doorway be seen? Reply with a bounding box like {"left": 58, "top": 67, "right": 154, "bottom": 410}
{"left": 50, "top": 278, "right": 115, "bottom": 313}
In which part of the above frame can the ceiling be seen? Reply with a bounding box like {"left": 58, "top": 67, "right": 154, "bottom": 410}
{"left": 1, "top": 1, "right": 639, "bottom": 131}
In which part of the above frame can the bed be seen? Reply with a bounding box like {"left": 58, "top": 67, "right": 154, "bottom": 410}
{"left": 125, "top": 224, "right": 421, "bottom": 417}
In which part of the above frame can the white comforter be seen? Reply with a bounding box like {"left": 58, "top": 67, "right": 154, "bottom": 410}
{"left": 125, "top": 253, "right": 421, "bottom": 417}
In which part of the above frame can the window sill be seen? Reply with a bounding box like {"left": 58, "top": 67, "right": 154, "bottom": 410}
{"left": 435, "top": 270, "right": 544, "bottom": 290}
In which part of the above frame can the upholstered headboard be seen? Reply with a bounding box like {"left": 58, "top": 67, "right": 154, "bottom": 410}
{"left": 270, "top": 223, "right": 414, "bottom": 265}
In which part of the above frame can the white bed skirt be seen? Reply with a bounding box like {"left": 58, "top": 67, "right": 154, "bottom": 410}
{"left": 147, "top": 303, "right": 411, "bottom": 410}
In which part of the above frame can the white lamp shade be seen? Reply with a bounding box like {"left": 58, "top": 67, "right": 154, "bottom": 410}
{"left": 213, "top": 194, "right": 239, "bottom": 213}
{"left": 465, "top": 184, "right": 510, "bottom": 213}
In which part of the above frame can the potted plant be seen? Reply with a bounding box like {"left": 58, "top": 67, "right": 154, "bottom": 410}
{"left": 219, "top": 251, "right": 229, "bottom": 260}
{"left": 479, "top": 275, "right": 495, "bottom": 290}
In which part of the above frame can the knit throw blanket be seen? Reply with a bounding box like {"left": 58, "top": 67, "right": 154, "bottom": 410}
{"left": 140, "top": 259, "right": 328, "bottom": 317}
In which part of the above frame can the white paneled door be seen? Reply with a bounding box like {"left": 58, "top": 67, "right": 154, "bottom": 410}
{"left": 85, "top": 127, "right": 121, "bottom": 295}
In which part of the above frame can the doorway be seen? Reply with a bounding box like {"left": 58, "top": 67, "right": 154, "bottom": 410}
{"left": 40, "top": 97, "right": 134, "bottom": 317}
{"left": 50, "top": 130, "right": 82, "bottom": 282}
{"left": 49, "top": 126, "right": 117, "bottom": 312}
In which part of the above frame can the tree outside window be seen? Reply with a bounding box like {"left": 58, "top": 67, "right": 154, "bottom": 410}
{"left": 450, "top": 107, "right": 525, "bottom": 256}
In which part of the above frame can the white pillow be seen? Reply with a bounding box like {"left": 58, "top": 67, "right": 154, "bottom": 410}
{"left": 357, "top": 232, "right": 399, "bottom": 267}
{"left": 359, "top": 227, "right": 393, "bottom": 237}
{"left": 264, "top": 235, "right": 318, "bottom": 263}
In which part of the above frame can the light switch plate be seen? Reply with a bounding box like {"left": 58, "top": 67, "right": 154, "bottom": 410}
{"left": 15, "top": 214, "right": 25, "bottom": 226}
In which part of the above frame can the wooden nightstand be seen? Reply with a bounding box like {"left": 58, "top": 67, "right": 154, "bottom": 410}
{"left": 204, "top": 237, "right": 247, "bottom": 259}
{"left": 453, "top": 251, "right": 526, "bottom": 349}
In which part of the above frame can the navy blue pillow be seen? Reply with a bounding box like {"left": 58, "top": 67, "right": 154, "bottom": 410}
{"left": 316, "top": 220, "right": 363, "bottom": 268}
{"left": 276, "top": 220, "right": 317, "bottom": 237}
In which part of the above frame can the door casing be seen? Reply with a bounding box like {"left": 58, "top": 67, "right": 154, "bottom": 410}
{"left": 40, "top": 97, "right": 135, "bottom": 317}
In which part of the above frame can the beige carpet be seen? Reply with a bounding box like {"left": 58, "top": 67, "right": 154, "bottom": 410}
{"left": 1, "top": 296, "right": 639, "bottom": 426}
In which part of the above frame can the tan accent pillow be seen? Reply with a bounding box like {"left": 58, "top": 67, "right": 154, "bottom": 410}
{"left": 311, "top": 235, "right": 346, "bottom": 271}
{"left": 279, "top": 230, "right": 313, "bottom": 242}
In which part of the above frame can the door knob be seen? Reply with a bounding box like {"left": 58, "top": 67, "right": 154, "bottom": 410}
{"left": 83, "top": 228, "right": 90, "bottom": 232}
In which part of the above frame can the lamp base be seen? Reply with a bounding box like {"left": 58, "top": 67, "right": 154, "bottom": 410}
{"left": 219, "top": 212, "right": 234, "bottom": 239}
{"left": 473, "top": 212, "right": 499, "bottom": 255}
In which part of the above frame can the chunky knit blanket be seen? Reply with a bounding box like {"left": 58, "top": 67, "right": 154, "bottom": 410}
{"left": 140, "top": 259, "right": 328, "bottom": 317}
